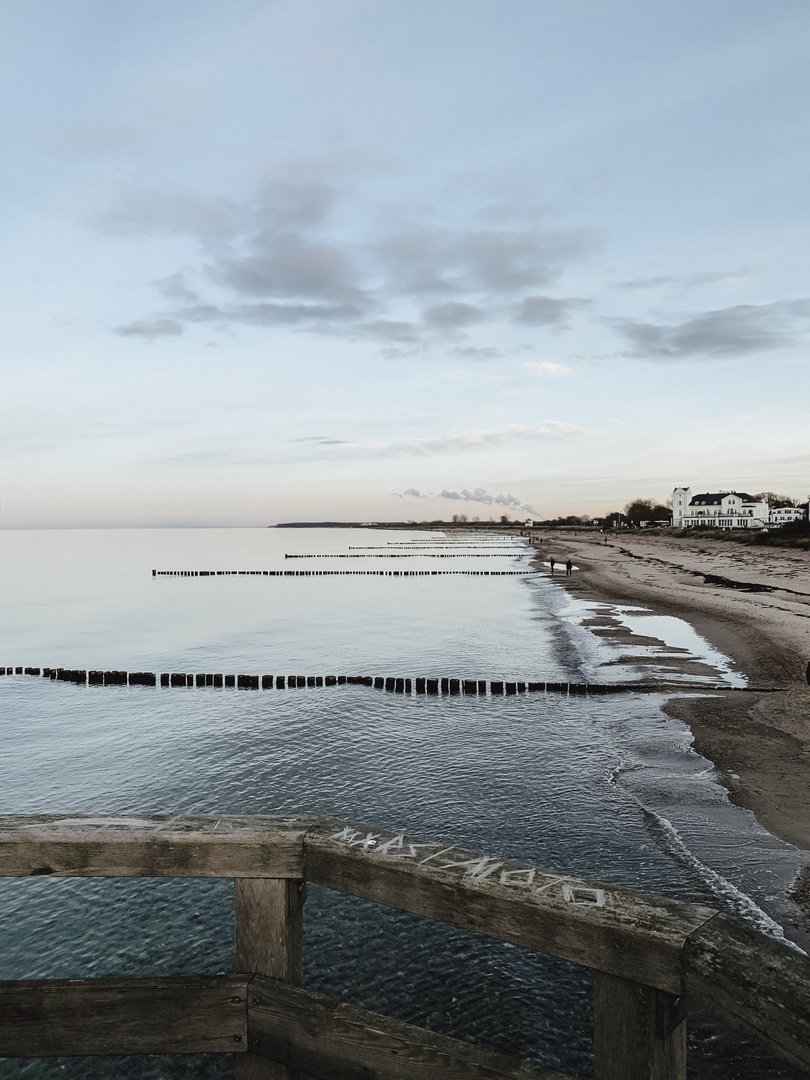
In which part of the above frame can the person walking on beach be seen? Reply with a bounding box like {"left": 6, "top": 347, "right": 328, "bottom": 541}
{"left": 549, "top": 557, "right": 555, "bottom": 575}
{"left": 565, "top": 559, "right": 573, "bottom": 576}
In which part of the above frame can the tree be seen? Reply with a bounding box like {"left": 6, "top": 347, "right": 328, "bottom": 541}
{"left": 622, "top": 499, "right": 672, "bottom": 526}
{"left": 756, "top": 492, "right": 798, "bottom": 509}
{"left": 623, "top": 499, "right": 656, "bottom": 526}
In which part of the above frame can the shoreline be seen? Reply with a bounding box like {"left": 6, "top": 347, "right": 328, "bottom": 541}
{"left": 531, "top": 532, "right": 810, "bottom": 853}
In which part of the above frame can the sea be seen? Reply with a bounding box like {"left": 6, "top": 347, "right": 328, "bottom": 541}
{"left": 1, "top": 527, "right": 808, "bottom": 1080}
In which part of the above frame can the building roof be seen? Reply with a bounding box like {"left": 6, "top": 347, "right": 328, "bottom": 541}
{"left": 689, "top": 491, "right": 760, "bottom": 506}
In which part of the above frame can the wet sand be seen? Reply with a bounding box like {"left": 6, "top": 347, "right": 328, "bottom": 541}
{"left": 534, "top": 533, "right": 810, "bottom": 852}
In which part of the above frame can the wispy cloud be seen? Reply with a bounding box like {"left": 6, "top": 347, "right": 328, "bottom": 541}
{"left": 513, "top": 295, "right": 590, "bottom": 327}
{"left": 524, "top": 361, "right": 571, "bottom": 378}
{"left": 607, "top": 299, "right": 810, "bottom": 359}
{"left": 325, "top": 422, "right": 597, "bottom": 459}
{"left": 288, "top": 435, "right": 348, "bottom": 445}
{"left": 439, "top": 487, "right": 539, "bottom": 515}
{"left": 116, "top": 318, "right": 184, "bottom": 339}
{"left": 616, "top": 269, "right": 754, "bottom": 291}
{"left": 392, "top": 485, "right": 540, "bottom": 515}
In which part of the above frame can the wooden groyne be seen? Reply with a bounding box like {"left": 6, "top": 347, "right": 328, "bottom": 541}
{"left": 0, "top": 667, "right": 776, "bottom": 695}
{"left": 284, "top": 552, "right": 529, "bottom": 558}
{"left": 151, "top": 568, "right": 539, "bottom": 577}
{"left": 1, "top": 813, "right": 807, "bottom": 1078}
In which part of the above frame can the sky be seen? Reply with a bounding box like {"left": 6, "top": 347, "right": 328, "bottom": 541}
{"left": 1, "top": 0, "right": 808, "bottom": 527}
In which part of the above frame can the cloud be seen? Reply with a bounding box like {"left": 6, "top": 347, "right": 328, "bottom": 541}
{"left": 684, "top": 270, "right": 753, "bottom": 287}
{"left": 524, "top": 361, "right": 571, "bottom": 378}
{"left": 321, "top": 421, "right": 597, "bottom": 459}
{"left": 288, "top": 436, "right": 348, "bottom": 445}
{"left": 451, "top": 346, "right": 504, "bottom": 361}
{"left": 374, "top": 225, "right": 597, "bottom": 297}
{"left": 392, "top": 485, "right": 541, "bottom": 515}
{"left": 616, "top": 270, "right": 753, "bottom": 291}
{"left": 514, "top": 295, "right": 590, "bottom": 326}
{"left": 165, "top": 300, "right": 364, "bottom": 328}
{"left": 154, "top": 272, "right": 199, "bottom": 302}
{"left": 423, "top": 301, "right": 488, "bottom": 329}
{"left": 607, "top": 300, "right": 810, "bottom": 359}
{"left": 115, "top": 318, "right": 184, "bottom": 339}
{"left": 98, "top": 172, "right": 599, "bottom": 348}
{"left": 439, "top": 487, "right": 540, "bottom": 516}
{"left": 210, "top": 242, "right": 366, "bottom": 305}
{"left": 616, "top": 276, "right": 674, "bottom": 291}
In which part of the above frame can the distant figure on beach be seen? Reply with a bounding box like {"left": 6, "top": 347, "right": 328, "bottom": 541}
{"left": 565, "top": 559, "right": 573, "bottom": 576}
{"left": 549, "top": 557, "right": 555, "bottom": 575}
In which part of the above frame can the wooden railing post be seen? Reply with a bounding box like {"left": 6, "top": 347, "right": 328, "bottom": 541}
{"left": 235, "top": 878, "right": 305, "bottom": 1080}
{"left": 593, "top": 970, "right": 686, "bottom": 1080}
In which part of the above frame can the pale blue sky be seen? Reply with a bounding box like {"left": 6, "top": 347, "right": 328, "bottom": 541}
{"left": 2, "top": 0, "right": 808, "bottom": 525}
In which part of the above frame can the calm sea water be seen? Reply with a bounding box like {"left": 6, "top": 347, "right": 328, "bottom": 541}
{"left": 1, "top": 528, "right": 807, "bottom": 1080}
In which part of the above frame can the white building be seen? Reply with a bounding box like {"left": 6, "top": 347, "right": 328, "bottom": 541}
{"left": 769, "top": 506, "right": 806, "bottom": 527}
{"left": 671, "top": 488, "right": 768, "bottom": 529}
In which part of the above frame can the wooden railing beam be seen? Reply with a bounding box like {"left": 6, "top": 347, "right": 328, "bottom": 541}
{"left": 684, "top": 912, "right": 810, "bottom": 1074}
{"left": 0, "top": 814, "right": 313, "bottom": 878}
{"left": 0, "top": 974, "right": 249, "bottom": 1057}
{"left": 246, "top": 975, "right": 573, "bottom": 1080}
{"left": 302, "top": 817, "right": 716, "bottom": 995}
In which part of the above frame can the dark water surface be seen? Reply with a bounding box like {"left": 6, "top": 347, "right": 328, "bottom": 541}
{"left": 1, "top": 528, "right": 807, "bottom": 1079}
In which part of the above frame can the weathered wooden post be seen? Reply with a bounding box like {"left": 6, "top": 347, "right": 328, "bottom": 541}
{"left": 593, "top": 971, "right": 686, "bottom": 1080}
{"left": 235, "top": 878, "right": 305, "bottom": 1080}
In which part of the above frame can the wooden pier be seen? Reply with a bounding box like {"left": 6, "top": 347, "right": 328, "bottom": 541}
{"left": 1, "top": 814, "right": 808, "bottom": 1078}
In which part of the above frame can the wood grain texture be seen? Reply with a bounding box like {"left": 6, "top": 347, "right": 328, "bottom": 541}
{"left": 593, "top": 970, "right": 686, "bottom": 1080}
{"left": 236, "top": 880, "right": 305, "bottom": 1080}
{"left": 235, "top": 879, "right": 305, "bottom": 981}
{"left": 303, "top": 819, "right": 717, "bottom": 993}
{"left": 0, "top": 814, "right": 312, "bottom": 878}
{"left": 246, "top": 975, "right": 573, "bottom": 1080}
{"left": 683, "top": 912, "right": 810, "bottom": 1074}
{"left": 0, "top": 974, "right": 248, "bottom": 1057}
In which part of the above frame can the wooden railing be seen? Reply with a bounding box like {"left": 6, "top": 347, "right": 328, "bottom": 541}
{"left": 1, "top": 814, "right": 808, "bottom": 1079}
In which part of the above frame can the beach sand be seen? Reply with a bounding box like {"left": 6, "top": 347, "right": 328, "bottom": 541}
{"left": 534, "top": 532, "right": 810, "bottom": 853}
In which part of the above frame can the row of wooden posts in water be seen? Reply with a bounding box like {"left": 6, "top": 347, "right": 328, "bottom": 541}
{"left": 284, "top": 552, "right": 527, "bottom": 557}
{"left": 152, "top": 568, "right": 538, "bottom": 577}
{"left": 2, "top": 666, "right": 680, "bottom": 694}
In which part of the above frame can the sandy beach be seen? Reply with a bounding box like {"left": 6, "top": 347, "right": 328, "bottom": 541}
{"left": 534, "top": 532, "right": 810, "bottom": 853}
